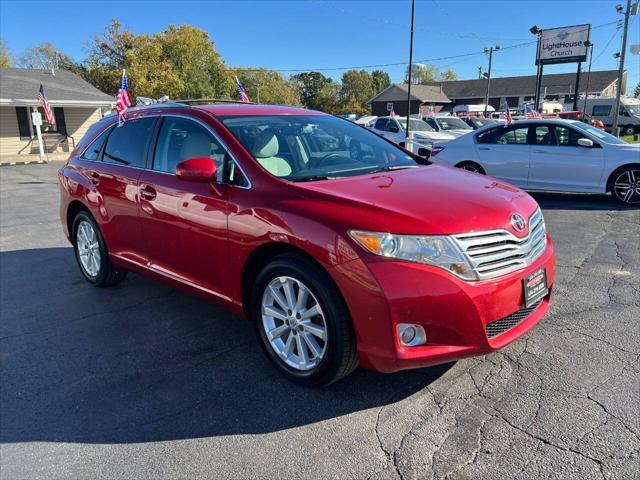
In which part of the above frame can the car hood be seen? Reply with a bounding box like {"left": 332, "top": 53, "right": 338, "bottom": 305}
{"left": 412, "top": 131, "right": 456, "bottom": 141}
{"left": 295, "top": 164, "right": 538, "bottom": 236}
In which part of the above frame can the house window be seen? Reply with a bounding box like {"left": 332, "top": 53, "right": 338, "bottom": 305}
{"left": 36, "top": 107, "right": 58, "bottom": 133}
{"left": 15, "top": 107, "right": 31, "bottom": 138}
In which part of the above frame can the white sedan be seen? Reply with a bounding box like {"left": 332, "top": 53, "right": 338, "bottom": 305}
{"left": 423, "top": 115, "right": 474, "bottom": 138}
{"left": 371, "top": 116, "right": 455, "bottom": 148}
{"left": 431, "top": 118, "right": 640, "bottom": 205}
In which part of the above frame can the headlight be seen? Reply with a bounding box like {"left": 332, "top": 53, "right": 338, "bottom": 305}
{"left": 348, "top": 230, "right": 477, "bottom": 281}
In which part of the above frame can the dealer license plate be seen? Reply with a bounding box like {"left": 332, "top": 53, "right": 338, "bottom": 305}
{"left": 523, "top": 267, "right": 548, "bottom": 308}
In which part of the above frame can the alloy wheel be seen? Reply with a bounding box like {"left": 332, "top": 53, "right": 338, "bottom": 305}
{"left": 613, "top": 169, "right": 640, "bottom": 205}
{"left": 461, "top": 164, "right": 479, "bottom": 173}
{"left": 261, "top": 276, "right": 327, "bottom": 371}
{"left": 76, "top": 220, "right": 101, "bottom": 277}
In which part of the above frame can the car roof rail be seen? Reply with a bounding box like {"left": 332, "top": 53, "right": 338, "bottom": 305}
{"left": 174, "top": 98, "right": 255, "bottom": 105}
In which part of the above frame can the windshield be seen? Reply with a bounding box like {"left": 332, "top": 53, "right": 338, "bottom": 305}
{"left": 220, "top": 115, "right": 422, "bottom": 181}
{"left": 571, "top": 122, "right": 628, "bottom": 145}
{"left": 436, "top": 117, "right": 473, "bottom": 130}
{"left": 625, "top": 103, "right": 640, "bottom": 115}
{"left": 397, "top": 118, "right": 434, "bottom": 132}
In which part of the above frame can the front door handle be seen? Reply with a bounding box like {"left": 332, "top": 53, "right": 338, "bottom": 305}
{"left": 533, "top": 150, "right": 546, "bottom": 153}
{"left": 478, "top": 147, "right": 490, "bottom": 150}
{"left": 88, "top": 171, "right": 100, "bottom": 185}
{"left": 139, "top": 185, "right": 157, "bottom": 201}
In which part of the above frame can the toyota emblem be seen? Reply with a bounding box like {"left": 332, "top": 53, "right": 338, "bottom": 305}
{"left": 510, "top": 213, "right": 527, "bottom": 233}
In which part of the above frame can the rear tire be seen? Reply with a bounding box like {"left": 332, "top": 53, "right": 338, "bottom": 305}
{"left": 72, "top": 211, "right": 127, "bottom": 286}
{"left": 252, "top": 253, "right": 358, "bottom": 387}
{"left": 622, "top": 125, "right": 636, "bottom": 136}
{"left": 456, "top": 161, "right": 486, "bottom": 175}
{"left": 609, "top": 166, "right": 640, "bottom": 206}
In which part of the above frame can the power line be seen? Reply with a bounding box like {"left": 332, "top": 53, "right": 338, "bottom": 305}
{"left": 229, "top": 19, "right": 621, "bottom": 75}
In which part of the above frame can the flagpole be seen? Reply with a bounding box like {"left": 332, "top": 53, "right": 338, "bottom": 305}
{"left": 405, "top": 0, "right": 415, "bottom": 147}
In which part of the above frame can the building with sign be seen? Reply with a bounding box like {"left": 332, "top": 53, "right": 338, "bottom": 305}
{"left": 368, "top": 69, "right": 624, "bottom": 115}
{"left": 0, "top": 68, "right": 114, "bottom": 162}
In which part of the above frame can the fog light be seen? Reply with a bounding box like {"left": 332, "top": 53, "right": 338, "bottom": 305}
{"left": 397, "top": 323, "right": 427, "bottom": 346}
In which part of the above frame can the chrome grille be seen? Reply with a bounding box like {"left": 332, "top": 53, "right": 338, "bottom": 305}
{"left": 486, "top": 298, "right": 543, "bottom": 338}
{"left": 452, "top": 209, "right": 547, "bottom": 280}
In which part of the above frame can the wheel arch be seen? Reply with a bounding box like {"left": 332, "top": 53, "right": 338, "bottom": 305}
{"left": 240, "top": 241, "right": 343, "bottom": 320}
{"left": 606, "top": 162, "right": 640, "bottom": 193}
{"left": 66, "top": 200, "right": 92, "bottom": 237}
{"left": 454, "top": 160, "right": 486, "bottom": 174}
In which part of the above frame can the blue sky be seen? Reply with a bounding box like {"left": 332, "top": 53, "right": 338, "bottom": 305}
{"left": 1, "top": 0, "right": 638, "bottom": 90}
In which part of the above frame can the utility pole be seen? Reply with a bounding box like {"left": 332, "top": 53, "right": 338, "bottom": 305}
{"left": 530, "top": 25, "right": 543, "bottom": 111}
{"left": 612, "top": 0, "right": 632, "bottom": 136}
{"left": 405, "top": 0, "right": 415, "bottom": 143}
{"left": 572, "top": 62, "right": 582, "bottom": 111}
{"left": 483, "top": 46, "right": 500, "bottom": 116}
{"left": 582, "top": 41, "right": 594, "bottom": 112}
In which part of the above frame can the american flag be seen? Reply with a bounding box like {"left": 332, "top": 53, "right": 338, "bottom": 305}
{"left": 426, "top": 106, "right": 435, "bottom": 117}
{"left": 235, "top": 76, "right": 250, "bottom": 103}
{"left": 502, "top": 101, "right": 513, "bottom": 125}
{"left": 116, "top": 69, "right": 132, "bottom": 125}
{"left": 38, "top": 84, "right": 56, "bottom": 127}
{"left": 524, "top": 104, "right": 542, "bottom": 118}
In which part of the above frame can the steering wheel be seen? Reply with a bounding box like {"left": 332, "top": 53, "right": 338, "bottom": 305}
{"left": 311, "top": 152, "right": 349, "bottom": 169}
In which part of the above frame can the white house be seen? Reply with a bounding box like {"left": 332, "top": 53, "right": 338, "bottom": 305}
{"left": 0, "top": 67, "right": 114, "bottom": 162}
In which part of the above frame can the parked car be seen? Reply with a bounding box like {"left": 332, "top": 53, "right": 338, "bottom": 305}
{"left": 59, "top": 103, "right": 555, "bottom": 386}
{"left": 371, "top": 115, "right": 455, "bottom": 147}
{"left": 355, "top": 115, "right": 378, "bottom": 128}
{"left": 453, "top": 104, "right": 495, "bottom": 116}
{"left": 569, "top": 97, "right": 640, "bottom": 135}
{"left": 423, "top": 115, "right": 474, "bottom": 138}
{"left": 462, "top": 117, "right": 501, "bottom": 130}
{"left": 431, "top": 118, "right": 640, "bottom": 205}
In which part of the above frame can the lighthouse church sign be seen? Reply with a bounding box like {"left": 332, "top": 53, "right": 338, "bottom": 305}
{"left": 536, "top": 24, "right": 591, "bottom": 65}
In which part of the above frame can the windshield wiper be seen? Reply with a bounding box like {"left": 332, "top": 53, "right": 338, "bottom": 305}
{"left": 367, "top": 165, "right": 420, "bottom": 174}
{"left": 288, "top": 175, "right": 333, "bottom": 182}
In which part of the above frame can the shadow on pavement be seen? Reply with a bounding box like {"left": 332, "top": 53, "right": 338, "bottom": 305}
{"left": 529, "top": 191, "right": 632, "bottom": 211}
{"left": 0, "top": 247, "right": 452, "bottom": 444}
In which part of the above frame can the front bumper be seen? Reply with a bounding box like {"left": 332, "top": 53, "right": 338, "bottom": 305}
{"left": 331, "top": 235, "right": 555, "bottom": 373}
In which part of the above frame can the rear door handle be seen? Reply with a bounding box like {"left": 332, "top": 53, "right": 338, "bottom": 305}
{"left": 88, "top": 171, "right": 101, "bottom": 185}
{"left": 533, "top": 150, "right": 546, "bottom": 153}
{"left": 139, "top": 185, "right": 157, "bottom": 201}
{"left": 478, "top": 147, "right": 490, "bottom": 150}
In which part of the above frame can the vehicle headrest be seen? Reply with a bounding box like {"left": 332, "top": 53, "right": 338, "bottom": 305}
{"left": 252, "top": 129, "right": 279, "bottom": 158}
{"left": 180, "top": 132, "right": 211, "bottom": 160}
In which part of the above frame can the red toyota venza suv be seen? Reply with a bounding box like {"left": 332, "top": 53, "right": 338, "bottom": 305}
{"left": 58, "top": 103, "right": 555, "bottom": 386}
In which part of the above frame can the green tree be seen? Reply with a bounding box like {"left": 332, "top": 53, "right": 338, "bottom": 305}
{"left": 371, "top": 70, "right": 391, "bottom": 95}
{"left": 439, "top": 69, "right": 458, "bottom": 81}
{"left": 313, "top": 81, "right": 342, "bottom": 114}
{"left": 84, "top": 20, "right": 232, "bottom": 100}
{"left": 0, "top": 39, "right": 11, "bottom": 67}
{"left": 234, "top": 68, "right": 301, "bottom": 105}
{"left": 633, "top": 82, "right": 640, "bottom": 99}
{"left": 290, "top": 71, "right": 331, "bottom": 110}
{"left": 339, "top": 69, "right": 373, "bottom": 114}
{"left": 17, "top": 42, "right": 82, "bottom": 74}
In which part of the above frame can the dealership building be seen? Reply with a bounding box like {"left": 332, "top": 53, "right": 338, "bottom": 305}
{"left": 369, "top": 69, "right": 625, "bottom": 115}
{"left": 0, "top": 67, "right": 114, "bottom": 162}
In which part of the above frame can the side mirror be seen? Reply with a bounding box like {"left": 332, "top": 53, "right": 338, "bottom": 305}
{"left": 175, "top": 157, "right": 217, "bottom": 182}
{"left": 577, "top": 138, "right": 594, "bottom": 148}
{"left": 417, "top": 147, "right": 431, "bottom": 159}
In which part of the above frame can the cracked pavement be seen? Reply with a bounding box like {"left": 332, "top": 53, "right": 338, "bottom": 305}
{"left": 1, "top": 164, "right": 638, "bottom": 479}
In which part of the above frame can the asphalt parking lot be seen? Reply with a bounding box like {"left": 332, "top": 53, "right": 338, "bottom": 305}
{"left": 1, "top": 163, "right": 638, "bottom": 480}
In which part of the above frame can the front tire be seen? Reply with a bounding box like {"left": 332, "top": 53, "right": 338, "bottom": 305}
{"left": 252, "top": 254, "right": 358, "bottom": 387}
{"left": 72, "top": 211, "right": 127, "bottom": 286}
{"left": 622, "top": 125, "right": 636, "bottom": 136}
{"left": 610, "top": 166, "right": 640, "bottom": 205}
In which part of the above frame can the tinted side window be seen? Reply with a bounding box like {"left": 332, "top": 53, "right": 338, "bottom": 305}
{"left": 496, "top": 126, "right": 528, "bottom": 145}
{"left": 103, "top": 117, "right": 155, "bottom": 168}
{"left": 554, "top": 126, "right": 584, "bottom": 147}
{"left": 374, "top": 118, "right": 388, "bottom": 130}
{"left": 153, "top": 117, "right": 225, "bottom": 177}
{"left": 82, "top": 126, "right": 113, "bottom": 161}
{"left": 534, "top": 126, "right": 552, "bottom": 145}
{"left": 592, "top": 105, "right": 611, "bottom": 116}
{"left": 425, "top": 118, "right": 438, "bottom": 130}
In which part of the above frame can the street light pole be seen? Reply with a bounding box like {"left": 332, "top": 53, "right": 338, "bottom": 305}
{"left": 582, "top": 41, "right": 594, "bottom": 112}
{"left": 405, "top": 0, "right": 415, "bottom": 142}
{"left": 483, "top": 46, "right": 499, "bottom": 116}
{"left": 612, "top": 0, "right": 632, "bottom": 136}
